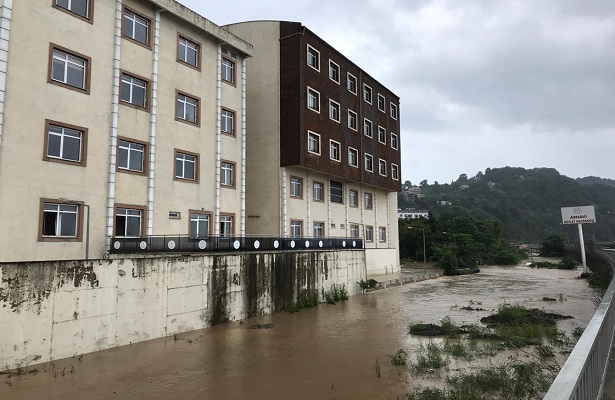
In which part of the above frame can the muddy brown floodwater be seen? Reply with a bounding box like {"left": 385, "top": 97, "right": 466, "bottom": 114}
{"left": 1, "top": 264, "right": 597, "bottom": 400}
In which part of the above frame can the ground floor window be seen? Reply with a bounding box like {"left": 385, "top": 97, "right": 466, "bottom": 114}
{"left": 365, "top": 226, "right": 374, "bottom": 242}
{"left": 291, "top": 220, "right": 303, "bottom": 237}
{"left": 115, "top": 207, "right": 143, "bottom": 237}
{"left": 350, "top": 224, "right": 359, "bottom": 238}
{"left": 41, "top": 202, "right": 79, "bottom": 238}
{"left": 220, "top": 214, "right": 234, "bottom": 237}
{"left": 314, "top": 222, "right": 324, "bottom": 238}
{"left": 379, "top": 227, "right": 387, "bottom": 243}
{"left": 190, "top": 212, "right": 210, "bottom": 237}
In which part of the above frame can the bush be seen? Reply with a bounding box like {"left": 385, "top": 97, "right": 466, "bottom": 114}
{"left": 558, "top": 257, "right": 577, "bottom": 270}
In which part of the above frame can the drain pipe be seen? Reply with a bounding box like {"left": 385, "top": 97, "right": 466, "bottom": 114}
{"left": 306, "top": 172, "right": 311, "bottom": 236}
{"left": 374, "top": 192, "right": 378, "bottom": 248}
{"left": 0, "top": 0, "right": 13, "bottom": 170}
{"left": 386, "top": 192, "right": 391, "bottom": 247}
{"left": 214, "top": 45, "right": 222, "bottom": 235}
{"left": 345, "top": 185, "right": 349, "bottom": 236}
{"left": 146, "top": 11, "right": 160, "bottom": 236}
{"left": 106, "top": 0, "right": 123, "bottom": 254}
{"left": 281, "top": 167, "right": 288, "bottom": 236}
{"left": 240, "top": 57, "right": 247, "bottom": 236}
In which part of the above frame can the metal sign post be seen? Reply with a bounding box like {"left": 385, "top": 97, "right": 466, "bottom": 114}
{"left": 561, "top": 205, "right": 596, "bottom": 274}
{"left": 577, "top": 223, "right": 587, "bottom": 274}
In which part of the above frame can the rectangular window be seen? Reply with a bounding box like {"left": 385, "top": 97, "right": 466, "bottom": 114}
{"left": 365, "top": 226, "right": 374, "bottom": 242}
{"left": 308, "top": 131, "right": 320, "bottom": 155}
{"left": 49, "top": 45, "right": 90, "bottom": 93}
{"left": 347, "top": 72, "right": 357, "bottom": 94}
{"left": 348, "top": 110, "right": 358, "bottom": 131}
{"left": 349, "top": 189, "right": 358, "bottom": 207}
{"left": 221, "top": 108, "right": 235, "bottom": 135}
{"left": 307, "top": 87, "right": 320, "bottom": 113}
{"left": 378, "top": 126, "right": 386, "bottom": 144}
{"left": 390, "top": 102, "right": 398, "bottom": 120}
{"left": 391, "top": 133, "right": 399, "bottom": 150}
{"left": 41, "top": 201, "right": 79, "bottom": 239}
{"left": 392, "top": 164, "right": 399, "bottom": 180}
{"left": 222, "top": 57, "right": 235, "bottom": 84}
{"left": 313, "top": 181, "right": 324, "bottom": 202}
{"left": 330, "top": 180, "right": 343, "bottom": 204}
{"left": 178, "top": 35, "right": 200, "bottom": 69}
{"left": 378, "top": 94, "right": 386, "bottom": 112}
{"left": 123, "top": 7, "right": 150, "bottom": 46}
{"left": 365, "top": 153, "right": 373, "bottom": 172}
{"left": 330, "top": 140, "right": 341, "bottom": 162}
{"left": 329, "top": 60, "right": 340, "bottom": 83}
{"left": 350, "top": 224, "right": 359, "bottom": 238}
{"left": 221, "top": 161, "right": 235, "bottom": 187}
{"left": 290, "top": 176, "right": 303, "bottom": 198}
{"left": 313, "top": 222, "right": 325, "bottom": 238}
{"left": 121, "top": 72, "right": 148, "bottom": 109}
{"left": 190, "top": 212, "right": 210, "bottom": 237}
{"left": 364, "top": 193, "right": 373, "bottom": 209}
{"left": 363, "top": 84, "right": 372, "bottom": 104}
{"left": 175, "top": 150, "right": 198, "bottom": 182}
{"left": 329, "top": 100, "right": 340, "bottom": 122}
{"left": 118, "top": 138, "right": 146, "bottom": 173}
{"left": 44, "top": 120, "right": 86, "bottom": 166}
{"left": 379, "top": 227, "right": 387, "bottom": 242}
{"left": 379, "top": 159, "right": 387, "bottom": 176}
{"left": 115, "top": 207, "right": 143, "bottom": 237}
{"left": 220, "top": 214, "right": 234, "bottom": 237}
{"left": 291, "top": 220, "right": 303, "bottom": 237}
{"left": 307, "top": 45, "right": 320, "bottom": 71}
{"left": 54, "top": 0, "right": 91, "bottom": 20}
{"left": 364, "top": 119, "right": 373, "bottom": 138}
{"left": 176, "top": 92, "right": 199, "bottom": 125}
{"left": 348, "top": 147, "right": 358, "bottom": 167}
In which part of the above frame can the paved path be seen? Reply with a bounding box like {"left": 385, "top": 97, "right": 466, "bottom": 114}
{"left": 368, "top": 263, "right": 443, "bottom": 288}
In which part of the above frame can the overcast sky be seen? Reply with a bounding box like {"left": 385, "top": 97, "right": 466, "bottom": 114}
{"left": 181, "top": 0, "right": 615, "bottom": 185}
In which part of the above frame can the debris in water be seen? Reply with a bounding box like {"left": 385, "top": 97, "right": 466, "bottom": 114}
{"left": 250, "top": 323, "right": 274, "bottom": 329}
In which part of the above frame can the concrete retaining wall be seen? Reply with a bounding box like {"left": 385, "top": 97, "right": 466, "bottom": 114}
{"left": 0, "top": 250, "right": 365, "bottom": 370}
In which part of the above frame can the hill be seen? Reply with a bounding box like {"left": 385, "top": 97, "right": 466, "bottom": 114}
{"left": 399, "top": 167, "right": 615, "bottom": 243}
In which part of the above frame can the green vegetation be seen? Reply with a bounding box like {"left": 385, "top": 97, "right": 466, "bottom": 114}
{"left": 389, "top": 348, "right": 409, "bottom": 366}
{"left": 411, "top": 341, "right": 449, "bottom": 374}
{"left": 284, "top": 289, "right": 320, "bottom": 313}
{"left": 529, "top": 256, "right": 577, "bottom": 270}
{"left": 540, "top": 235, "right": 565, "bottom": 257}
{"left": 324, "top": 283, "right": 349, "bottom": 305}
{"left": 357, "top": 278, "right": 379, "bottom": 291}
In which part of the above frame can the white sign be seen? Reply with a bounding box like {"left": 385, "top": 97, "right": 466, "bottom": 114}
{"left": 561, "top": 205, "right": 596, "bottom": 225}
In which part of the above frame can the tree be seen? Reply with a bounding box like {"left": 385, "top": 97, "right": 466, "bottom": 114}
{"left": 420, "top": 179, "right": 428, "bottom": 187}
{"left": 540, "top": 234, "right": 565, "bottom": 257}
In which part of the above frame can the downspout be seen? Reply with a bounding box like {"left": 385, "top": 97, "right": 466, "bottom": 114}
{"left": 0, "top": 0, "right": 13, "bottom": 167}
{"left": 386, "top": 192, "right": 391, "bottom": 247}
{"left": 345, "top": 185, "right": 349, "bottom": 237}
{"left": 282, "top": 167, "right": 287, "bottom": 236}
{"left": 240, "top": 57, "right": 247, "bottom": 236}
{"left": 214, "top": 45, "right": 222, "bottom": 235}
{"left": 374, "top": 192, "right": 378, "bottom": 248}
{"left": 106, "top": 0, "right": 123, "bottom": 254}
{"left": 306, "top": 172, "right": 311, "bottom": 236}
{"left": 146, "top": 10, "right": 161, "bottom": 236}
{"left": 326, "top": 180, "right": 331, "bottom": 236}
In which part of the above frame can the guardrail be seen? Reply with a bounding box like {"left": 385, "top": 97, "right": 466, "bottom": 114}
{"left": 543, "top": 249, "right": 615, "bottom": 400}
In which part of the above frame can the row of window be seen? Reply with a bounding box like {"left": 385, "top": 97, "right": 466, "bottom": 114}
{"left": 307, "top": 132, "right": 399, "bottom": 179}
{"left": 289, "top": 178, "right": 377, "bottom": 209}
{"left": 289, "top": 220, "right": 387, "bottom": 242}
{"left": 306, "top": 45, "right": 398, "bottom": 120}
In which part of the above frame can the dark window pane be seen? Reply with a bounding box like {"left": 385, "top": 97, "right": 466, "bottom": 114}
{"left": 185, "top": 163, "right": 195, "bottom": 180}
{"left": 56, "top": 0, "right": 70, "bottom": 8}
{"left": 187, "top": 50, "right": 197, "bottom": 66}
{"left": 67, "top": 63, "right": 84, "bottom": 88}
{"left": 52, "top": 59, "right": 65, "bottom": 82}
{"left": 47, "top": 134, "right": 62, "bottom": 158}
{"left": 185, "top": 104, "right": 196, "bottom": 122}
{"left": 126, "top": 216, "right": 141, "bottom": 236}
{"left": 72, "top": 0, "right": 88, "bottom": 17}
{"left": 133, "top": 86, "right": 146, "bottom": 107}
{"left": 119, "top": 146, "right": 128, "bottom": 168}
{"left": 129, "top": 150, "right": 143, "bottom": 171}
{"left": 123, "top": 18, "right": 132, "bottom": 38}
{"left": 176, "top": 159, "right": 183, "bottom": 177}
{"left": 115, "top": 215, "right": 126, "bottom": 236}
{"left": 190, "top": 220, "right": 198, "bottom": 236}
{"left": 176, "top": 100, "right": 183, "bottom": 119}
{"left": 63, "top": 135, "right": 81, "bottom": 161}
{"left": 121, "top": 80, "right": 131, "bottom": 102}
{"left": 42, "top": 212, "right": 57, "bottom": 236}
{"left": 60, "top": 213, "right": 77, "bottom": 236}
{"left": 135, "top": 23, "right": 148, "bottom": 44}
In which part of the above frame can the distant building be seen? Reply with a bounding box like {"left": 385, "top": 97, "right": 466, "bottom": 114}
{"left": 487, "top": 181, "right": 496, "bottom": 189}
{"left": 398, "top": 209, "right": 429, "bottom": 220}
{"left": 437, "top": 200, "right": 452, "bottom": 206}
{"left": 460, "top": 184, "right": 470, "bottom": 190}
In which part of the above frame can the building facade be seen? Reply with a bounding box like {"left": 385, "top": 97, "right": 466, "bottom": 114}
{"left": 0, "top": 0, "right": 252, "bottom": 262}
{"left": 226, "top": 21, "right": 402, "bottom": 274}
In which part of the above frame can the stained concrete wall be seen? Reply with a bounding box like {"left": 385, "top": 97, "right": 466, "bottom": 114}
{"left": 0, "top": 250, "right": 365, "bottom": 370}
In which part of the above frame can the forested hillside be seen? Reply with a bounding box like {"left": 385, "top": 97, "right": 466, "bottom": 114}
{"left": 399, "top": 167, "right": 615, "bottom": 243}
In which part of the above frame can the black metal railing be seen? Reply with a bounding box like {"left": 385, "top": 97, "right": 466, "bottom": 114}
{"left": 109, "top": 235, "right": 364, "bottom": 254}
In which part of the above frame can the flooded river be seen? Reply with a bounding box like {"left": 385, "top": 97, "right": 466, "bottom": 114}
{"left": 1, "top": 264, "right": 597, "bottom": 399}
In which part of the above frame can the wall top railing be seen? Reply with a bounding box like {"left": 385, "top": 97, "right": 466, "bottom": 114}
{"left": 543, "top": 248, "right": 615, "bottom": 400}
{"left": 110, "top": 235, "right": 364, "bottom": 254}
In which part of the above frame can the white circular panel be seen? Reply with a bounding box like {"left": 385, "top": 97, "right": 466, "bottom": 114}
{"left": 305, "top": 240, "right": 310, "bottom": 248}
{"left": 139, "top": 241, "right": 147, "bottom": 250}
{"left": 290, "top": 240, "right": 296, "bottom": 249}
{"left": 319, "top": 240, "right": 323, "bottom": 248}
{"left": 352, "top": 241, "right": 356, "bottom": 247}
{"left": 342, "top": 240, "right": 346, "bottom": 247}
{"left": 198, "top": 240, "right": 207, "bottom": 250}
{"left": 233, "top": 240, "right": 240, "bottom": 249}
{"left": 274, "top": 240, "right": 279, "bottom": 249}
{"left": 254, "top": 240, "right": 260, "bottom": 249}
{"left": 113, "top": 241, "right": 121, "bottom": 250}
{"left": 167, "top": 240, "right": 176, "bottom": 250}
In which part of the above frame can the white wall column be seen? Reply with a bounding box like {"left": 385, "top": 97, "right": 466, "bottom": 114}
{"left": 240, "top": 58, "right": 247, "bottom": 236}
{"left": 214, "top": 45, "right": 222, "bottom": 235}
{"left": 146, "top": 10, "right": 161, "bottom": 236}
{"left": 0, "top": 0, "right": 13, "bottom": 158}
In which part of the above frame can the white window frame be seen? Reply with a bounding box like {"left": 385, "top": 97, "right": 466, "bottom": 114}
{"left": 378, "top": 126, "right": 386, "bottom": 144}
{"left": 115, "top": 207, "right": 142, "bottom": 237}
{"left": 348, "top": 110, "right": 358, "bottom": 131}
{"left": 51, "top": 49, "right": 87, "bottom": 90}
{"left": 348, "top": 147, "right": 358, "bottom": 168}
{"left": 330, "top": 180, "right": 344, "bottom": 204}
{"left": 350, "top": 224, "right": 360, "bottom": 238}
{"left": 55, "top": 0, "right": 90, "bottom": 19}
{"left": 329, "top": 140, "right": 341, "bottom": 162}
{"left": 307, "top": 45, "right": 320, "bottom": 72}
{"left": 329, "top": 99, "right": 340, "bottom": 123}
{"left": 221, "top": 161, "right": 234, "bottom": 187}
{"left": 47, "top": 124, "right": 83, "bottom": 163}
{"left": 347, "top": 72, "right": 357, "bottom": 95}
{"left": 118, "top": 139, "right": 145, "bottom": 172}
{"left": 222, "top": 57, "right": 235, "bottom": 84}
{"left": 378, "top": 93, "right": 386, "bottom": 112}
{"left": 175, "top": 152, "right": 197, "bottom": 181}
{"left": 121, "top": 73, "right": 147, "bottom": 108}
{"left": 365, "top": 226, "right": 374, "bottom": 241}
{"left": 220, "top": 215, "right": 233, "bottom": 237}
{"left": 290, "top": 176, "right": 303, "bottom": 198}
{"left": 222, "top": 108, "right": 235, "bottom": 135}
{"left": 313, "top": 182, "right": 324, "bottom": 201}
{"left": 307, "top": 131, "right": 321, "bottom": 155}
{"left": 365, "top": 153, "right": 373, "bottom": 172}
{"left": 291, "top": 220, "right": 303, "bottom": 237}
{"left": 379, "top": 159, "right": 387, "bottom": 176}
{"left": 190, "top": 213, "right": 210, "bottom": 237}
{"left": 123, "top": 9, "right": 149, "bottom": 46}
{"left": 379, "top": 227, "right": 387, "bottom": 243}
{"left": 363, "top": 119, "right": 373, "bottom": 138}
{"left": 363, "top": 84, "right": 372, "bottom": 104}
{"left": 390, "top": 102, "right": 398, "bottom": 120}
{"left": 364, "top": 193, "right": 373, "bottom": 209}
{"left": 391, "top": 163, "right": 399, "bottom": 180}
{"left": 307, "top": 87, "right": 320, "bottom": 113}
{"left": 391, "top": 132, "right": 399, "bottom": 150}
{"left": 178, "top": 36, "right": 199, "bottom": 68}
{"left": 329, "top": 60, "right": 340, "bottom": 84}
{"left": 42, "top": 202, "right": 79, "bottom": 238}
{"left": 313, "top": 222, "right": 324, "bottom": 238}
{"left": 349, "top": 190, "right": 358, "bottom": 207}
{"left": 177, "top": 93, "right": 198, "bottom": 124}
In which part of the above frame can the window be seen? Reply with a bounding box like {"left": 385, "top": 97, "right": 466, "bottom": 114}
{"left": 348, "top": 147, "right": 358, "bottom": 167}
{"left": 190, "top": 212, "right": 210, "bottom": 237}
{"left": 378, "top": 126, "right": 386, "bottom": 144}
{"left": 348, "top": 110, "right": 358, "bottom": 131}
{"left": 378, "top": 94, "right": 385, "bottom": 112}
{"left": 307, "top": 45, "right": 319, "bottom": 71}
{"left": 347, "top": 72, "right": 357, "bottom": 94}
{"left": 121, "top": 72, "right": 148, "bottom": 109}
{"left": 222, "top": 57, "right": 235, "bottom": 84}
{"left": 308, "top": 131, "right": 320, "bottom": 155}
{"left": 123, "top": 8, "right": 150, "bottom": 46}
{"left": 349, "top": 190, "right": 358, "bottom": 207}
{"left": 390, "top": 102, "right": 398, "bottom": 120}
{"left": 329, "top": 100, "right": 340, "bottom": 122}
{"left": 291, "top": 220, "right": 303, "bottom": 237}
{"left": 41, "top": 201, "right": 79, "bottom": 239}
{"left": 329, "top": 140, "right": 341, "bottom": 162}
{"left": 290, "top": 176, "right": 303, "bottom": 198}
{"left": 365, "top": 226, "right": 374, "bottom": 242}
{"left": 314, "top": 222, "right": 325, "bottom": 238}
{"left": 364, "top": 119, "right": 373, "bottom": 138}
{"left": 49, "top": 45, "right": 90, "bottom": 92}
{"left": 313, "top": 181, "right": 324, "bottom": 202}
{"left": 118, "top": 138, "right": 146, "bottom": 173}
{"left": 221, "top": 161, "right": 235, "bottom": 187}
{"left": 54, "top": 0, "right": 91, "bottom": 21}
{"left": 329, "top": 60, "right": 340, "bottom": 83}
{"left": 220, "top": 214, "right": 234, "bottom": 237}
{"left": 392, "top": 164, "right": 399, "bottom": 180}
{"left": 379, "top": 227, "right": 387, "bottom": 242}
{"left": 365, "top": 153, "right": 373, "bottom": 172}
{"left": 175, "top": 150, "right": 198, "bottom": 182}
{"left": 178, "top": 35, "right": 200, "bottom": 69}
{"left": 307, "top": 87, "right": 320, "bottom": 113}
{"left": 350, "top": 224, "right": 359, "bottom": 238}
{"left": 221, "top": 108, "right": 235, "bottom": 135}
{"left": 330, "top": 180, "right": 343, "bottom": 204}
{"left": 379, "top": 159, "right": 387, "bottom": 176}
{"left": 391, "top": 133, "right": 399, "bottom": 150}
{"left": 44, "top": 120, "right": 86, "bottom": 166}
{"left": 176, "top": 92, "right": 199, "bottom": 125}
{"left": 363, "top": 84, "right": 372, "bottom": 104}
{"left": 115, "top": 207, "right": 143, "bottom": 237}
{"left": 364, "top": 193, "right": 373, "bottom": 209}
